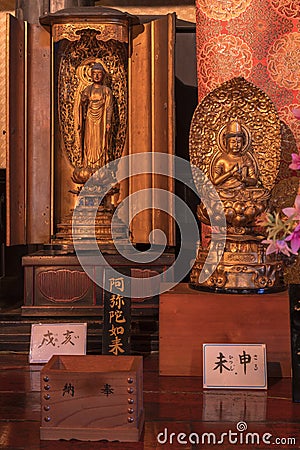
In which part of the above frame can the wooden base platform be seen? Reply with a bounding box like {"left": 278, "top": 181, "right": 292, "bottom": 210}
{"left": 159, "top": 283, "right": 291, "bottom": 377}
{"left": 1, "top": 353, "right": 300, "bottom": 449}
{"left": 22, "top": 250, "right": 174, "bottom": 317}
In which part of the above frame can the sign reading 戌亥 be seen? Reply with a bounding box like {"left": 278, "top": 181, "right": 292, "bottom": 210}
{"left": 102, "top": 269, "right": 131, "bottom": 355}
{"left": 203, "top": 344, "right": 267, "bottom": 389}
{"left": 29, "top": 323, "right": 87, "bottom": 363}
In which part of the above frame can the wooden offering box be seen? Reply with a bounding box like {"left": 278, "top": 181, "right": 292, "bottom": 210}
{"left": 40, "top": 355, "right": 144, "bottom": 442}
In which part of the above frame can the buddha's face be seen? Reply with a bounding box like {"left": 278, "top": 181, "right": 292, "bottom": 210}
{"left": 227, "top": 135, "right": 243, "bottom": 155}
{"left": 91, "top": 69, "right": 104, "bottom": 83}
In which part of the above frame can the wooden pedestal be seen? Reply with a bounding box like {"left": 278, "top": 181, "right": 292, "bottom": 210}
{"left": 40, "top": 355, "right": 144, "bottom": 442}
{"left": 159, "top": 284, "right": 291, "bottom": 377}
{"left": 22, "top": 250, "right": 174, "bottom": 316}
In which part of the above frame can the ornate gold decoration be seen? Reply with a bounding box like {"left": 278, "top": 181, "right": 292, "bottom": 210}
{"left": 53, "top": 23, "right": 128, "bottom": 43}
{"left": 190, "top": 77, "right": 281, "bottom": 191}
{"left": 269, "top": 0, "right": 300, "bottom": 19}
{"left": 268, "top": 119, "right": 299, "bottom": 224}
{"left": 269, "top": 175, "right": 299, "bottom": 212}
{"left": 54, "top": 27, "right": 128, "bottom": 247}
{"left": 193, "top": 245, "right": 288, "bottom": 294}
{"left": 198, "top": 35, "right": 253, "bottom": 91}
{"left": 58, "top": 30, "right": 127, "bottom": 169}
{"left": 191, "top": 253, "right": 284, "bottom": 291}
{"left": 224, "top": 253, "right": 256, "bottom": 263}
{"left": 56, "top": 210, "right": 128, "bottom": 246}
{"left": 197, "top": 189, "right": 269, "bottom": 233}
{"left": 55, "top": 183, "right": 128, "bottom": 247}
{"left": 189, "top": 77, "right": 285, "bottom": 293}
{"left": 196, "top": 0, "right": 251, "bottom": 21}
{"left": 268, "top": 32, "right": 300, "bottom": 90}
{"left": 199, "top": 117, "right": 271, "bottom": 233}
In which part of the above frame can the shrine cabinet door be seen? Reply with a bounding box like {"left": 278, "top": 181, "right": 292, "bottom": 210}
{"left": 129, "top": 14, "right": 176, "bottom": 246}
{"left": 26, "top": 23, "right": 51, "bottom": 244}
{"left": 6, "top": 14, "right": 26, "bottom": 246}
{"left": 6, "top": 14, "right": 51, "bottom": 246}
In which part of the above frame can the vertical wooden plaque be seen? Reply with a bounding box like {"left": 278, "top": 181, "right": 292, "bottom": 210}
{"left": 102, "top": 269, "right": 131, "bottom": 355}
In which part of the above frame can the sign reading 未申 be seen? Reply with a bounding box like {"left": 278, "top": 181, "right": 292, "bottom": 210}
{"left": 203, "top": 343, "right": 267, "bottom": 389}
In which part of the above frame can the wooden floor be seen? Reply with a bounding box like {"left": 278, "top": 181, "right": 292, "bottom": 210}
{"left": 1, "top": 353, "right": 300, "bottom": 449}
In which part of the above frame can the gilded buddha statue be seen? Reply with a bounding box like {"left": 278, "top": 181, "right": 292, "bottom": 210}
{"left": 198, "top": 117, "right": 269, "bottom": 234}
{"left": 71, "top": 63, "right": 114, "bottom": 185}
{"left": 79, "top": 63, "right": 113, "bottom": 169}
{"left": 189, "top": 77, "right": 286, "bottom": 293}
{"left": 211, "top": 119, "right": 258, "bottom": 189}
{"left": 55, "top": 60, "right": 127, "bottom": 246}
{"left": 52, "top": 12, "right": 130, "bottom": 248}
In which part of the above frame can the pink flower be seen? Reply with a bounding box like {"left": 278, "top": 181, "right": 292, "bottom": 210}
{"left": 289, "top": 153, "right": 300, "bottom": 171}
{"left": 262, "top": 239, "right": 293, "bottom": 256}
{"left": 282, "top": 194, "right": 300, "bottom": 219}
{"left": 285, "top": 223, "right": 300, "bottom": 254}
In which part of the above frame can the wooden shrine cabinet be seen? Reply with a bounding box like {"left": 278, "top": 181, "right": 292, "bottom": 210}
{"left": 4, "top": 6, "right": 176, "bottom": 317}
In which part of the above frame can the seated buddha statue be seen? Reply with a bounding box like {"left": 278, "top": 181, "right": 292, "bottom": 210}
{"left": 201, "top": 118, "right": 269, "bottom": 231}
{"left": 211, "top": 119, "right": 259, "bottom": 189}
{"left": 189, "top": 77, "right": 285, "bottom": 292}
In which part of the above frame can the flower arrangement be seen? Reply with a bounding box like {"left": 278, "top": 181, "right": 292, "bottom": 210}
{"left": 257, "top": 184, "right": 300, "bottom": 257}
{"left": 258, "top": 108, "right": 300, "bottom": 259}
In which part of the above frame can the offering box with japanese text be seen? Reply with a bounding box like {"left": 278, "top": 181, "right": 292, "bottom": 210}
{"left": 40, "top": 355, "right": 144, "bottom": 441}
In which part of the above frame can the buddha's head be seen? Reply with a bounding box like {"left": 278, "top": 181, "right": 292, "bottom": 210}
{"left": 91, "top": 63, "right": 105, "bottom": 84}
{"left": 225, "top": 119, "right": 245, "bottom": 155}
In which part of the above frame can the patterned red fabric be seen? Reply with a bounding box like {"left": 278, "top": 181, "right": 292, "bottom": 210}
{"left": 196, "top": 0, "right": 300, "bottom": 149}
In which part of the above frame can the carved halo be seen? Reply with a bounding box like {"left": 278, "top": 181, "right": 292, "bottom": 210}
{"left": 76, "top": 57, "right": 110, "bottom": 85}
{"left": 189, "top": 77, "right": 282, "bottom": 192}
{"left": 58, "top": 31, "right": 127, "bottom": 169}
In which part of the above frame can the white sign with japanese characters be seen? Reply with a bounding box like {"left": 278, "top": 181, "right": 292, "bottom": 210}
{"left": 29, "top": 323, "right": 87, "bottom": 364}
{"left": 203, "top": 343, "right": 267, "bottom": 389}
